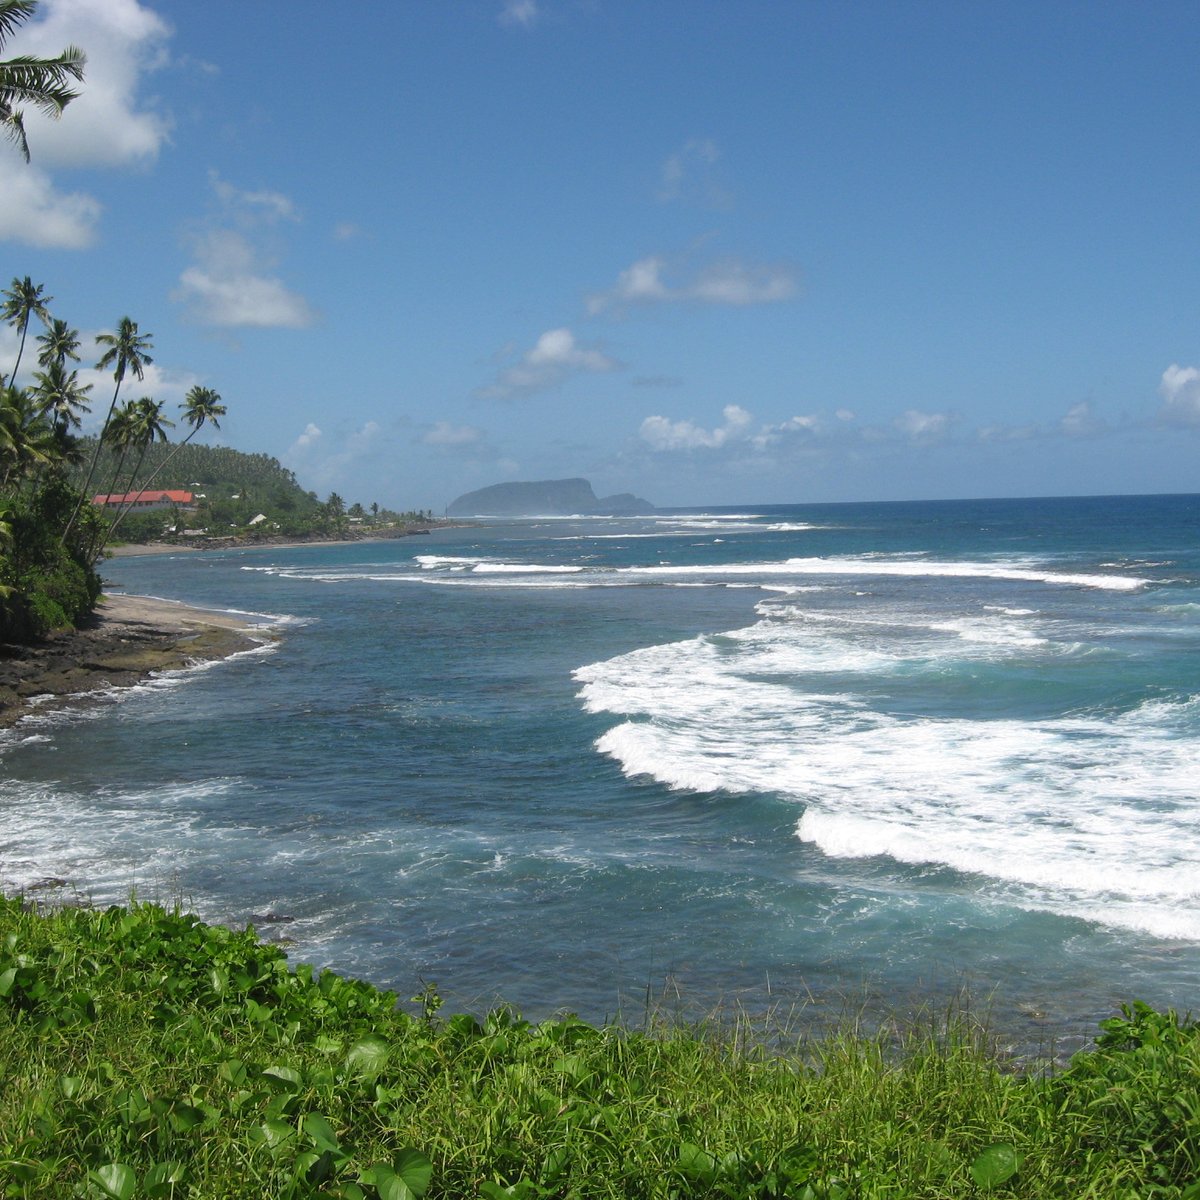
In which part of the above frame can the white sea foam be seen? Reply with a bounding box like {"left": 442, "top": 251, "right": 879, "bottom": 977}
{"left": 576, "top": 609, "right": 1200, "bottom": 941}
{"left": 617, "top": 556, "right": 1148, "bottom": 590}
{"left": 414, "top": 555, "right": 487, "bottom": 568}
{"left": 472, "top": 562, "right": 584, "bottom": 574}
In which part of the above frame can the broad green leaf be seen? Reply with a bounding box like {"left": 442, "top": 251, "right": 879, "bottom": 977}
{"left": 260, "top": 1118, "right": 295, "bottom": 1153}
{"left": 970, "top": 1143, "right": 1022, "bottom": 1189}
{"left": 679, "top": 1142, "right": 717, "bottom": 1181}
{"left": 88, "top": 1163, "right": 136, "bottom": 1200}
{"left": 364, "top": 1151, "right": 434, "bottom": 1200}
{"left": 143, "top": 1160, "right": 188, "bottom": 1198}
{"left": 393, "top": 1149, "right": 434, "bottom": 1197}
{"left": 303, "top": 1112, "right": 342, "bottom": 1154}
{"left": 345, "top": 1036, "right": 390, "bottom": 1079}
{"left": 0, "top": 966, "right": 16, "bottom": 996}
{"left": 261, "top": 1063, "right": 303, "bottom": 1091}
{"left": 477, "top": 1183, "right": 514, "bottom": 1200}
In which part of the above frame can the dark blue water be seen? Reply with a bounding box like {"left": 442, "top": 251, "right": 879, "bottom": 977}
{"left": 3, "top": 494, "right": 1198, "bottom": 1046}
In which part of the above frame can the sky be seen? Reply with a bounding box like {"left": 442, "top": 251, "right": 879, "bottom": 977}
{"left": 3, "top": 0, "right": 1200, "bottom": 511}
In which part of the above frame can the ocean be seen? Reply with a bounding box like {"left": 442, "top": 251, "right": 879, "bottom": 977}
{"left": 3, "top": 493, "right": 1198, "bottom": 1048}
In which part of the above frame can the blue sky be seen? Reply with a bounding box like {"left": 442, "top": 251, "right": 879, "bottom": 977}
{"left": 3, "top": 0, "right": 1200, "bottom": 510}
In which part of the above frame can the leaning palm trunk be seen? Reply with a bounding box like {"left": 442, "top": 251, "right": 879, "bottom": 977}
{"left": 103, "top": 430, "right": 194, "bottom": 545}
{"left": 62, "top": 378, "right": 123, "bottom": 544}
{"left": 97, "top": 442, "right": 158, "bottom": 556}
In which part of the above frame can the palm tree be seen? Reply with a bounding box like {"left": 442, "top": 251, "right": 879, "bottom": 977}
{"left": 116, "top": 385, "right": 225, "bottom": 501}
{"left": 2, "top": 275, "right": 52, "bottom": 385}
{"left": 36, "top": 317, "right": 79, "bottom": 369}
{"left": 0, "top": 383, "right": 54, "bottom": 489}
{"left": 64, "top": 316, "right": 153, "bottom": 540}
{"left": 97, "top": 396, "right": 173, "bottom": 556}
{"left": 30, "top": 357, "right": 90, "bottom": 441}
{"left": 97, "top": 399, "right": 137, "bottom": 502}
{"left": 0, "top": 0, "right": 85, "bottom": 163}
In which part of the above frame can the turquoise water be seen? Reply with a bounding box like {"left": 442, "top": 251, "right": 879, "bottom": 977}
{"left": 3, "top": 494, "right": 1199, "bottom": 1045}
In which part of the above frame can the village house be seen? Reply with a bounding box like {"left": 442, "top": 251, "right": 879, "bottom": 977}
{"left": 91, "top": 490, "right": 195, "bottom": 512}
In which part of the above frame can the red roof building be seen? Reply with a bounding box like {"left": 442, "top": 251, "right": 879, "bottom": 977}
{"left": 91, "top": 490, "right": 194, "bottom": 510}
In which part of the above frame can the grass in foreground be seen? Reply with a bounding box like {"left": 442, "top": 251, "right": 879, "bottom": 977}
{"left": 1, "top": 898, "right": 1198, "bottom": 1199}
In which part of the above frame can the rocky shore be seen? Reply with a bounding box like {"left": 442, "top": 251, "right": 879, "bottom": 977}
{"left": 0, "top": 594, "right": 267, "bottom": 730}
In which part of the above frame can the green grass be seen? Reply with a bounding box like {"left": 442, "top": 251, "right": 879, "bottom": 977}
{"left": 1, "top": 897, "right": 1198, "bottom": 1198}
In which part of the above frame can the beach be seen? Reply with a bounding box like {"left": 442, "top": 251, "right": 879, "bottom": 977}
{"left": 0, "top": 593, "right": 265, "bottom": 729}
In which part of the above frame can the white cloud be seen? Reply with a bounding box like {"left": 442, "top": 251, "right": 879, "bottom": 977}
{"left": 749, "top": 413, "right": 819, "bottom": 450}
{"left": 1060, "top": 400, "right": 1106, "bottom": 438}
{"left": 479, "top": 327, "right": 620, "bottom": 398}
{"left": 1158, "top": 364, "right": 1200, "bottom": 427}
{"left": 8, "top": 0, "right": 171, "bottom": 168}
{"left": 210, "top": 175, "right": 298, "bottom": 222}
{"left": 499, "top": 0, "right": 539, "bottom": 27}
{"left": 75, "top": 357, "right": 202, "bottom": 433}
{"left": 282, "top": 420, "right": 382, "bottom": 491}
{"left": 174, "top": 176, "right": 316, "bottom": 328}
{"left": 657, "top": 138, "right": 727, "bottom": 206}
{"left": 289, "top": 423, "right": 322, "bottom": 454}
{"left": 894, "top": 409, "right": 954, "bottom": 442}
{"left": 835, "top": 408, "right": 855, "bottom": 422}
{"left": 639, "top": 406, "right": 834, "bottom": 455}
{"left": 588, "top": 254, "right": 795, "bottom": 314}
{"left": 0, "top": 0, "right": 170, "bottom": 247}
{"left": 423, "top": 421, "right": 483, "bottom": 447}
{"left": 640, "top": 404, "right": 753, "bottom": 451}
{"left": 0, "top": 165, "right": 100, "bottom": 247}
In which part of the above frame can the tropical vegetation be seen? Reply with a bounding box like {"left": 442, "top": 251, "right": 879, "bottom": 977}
{"left": 0, "top": 267, "right": 441, "bottom": 642}
{"left": 0, "top": 270, "right": 224, "bottom": 643}
{"left": 1, "top": 895, "right": 1198, "bottom": 1199}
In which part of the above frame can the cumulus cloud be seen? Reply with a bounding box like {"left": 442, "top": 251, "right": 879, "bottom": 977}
{"left": 588, "top": 254, "right": 795, "bottom": 314}
{"left": 1158, "top": 364, "right": 1200, "bottom": 427}
{"left": 640, "top": 404, "right": 753, "bottom": 451}
{"left": 174, "top": 174, "right": 316, "bottom": 328}
{"left": 478, "top": 327, "right": 620, "bottom": 398}
{"left": 8, "top": 0, "right": 171, "bottom": 167}
{"left": 1060, "top": 400, "right": 1107, "bottom": 438}
{"left": 0, "top": 0, "right": 171, "bottom": 247}
{"left": 289, "top": 423, "right": 322, "bottom": 454}
{"left": 0, "top": 166, "right": 100, "bottom": 247}
{"left": 639, "top": 405, "right": 832, "bottom": 455}
{"left": 894, "top": 409, "right": 954, "bottom": 442}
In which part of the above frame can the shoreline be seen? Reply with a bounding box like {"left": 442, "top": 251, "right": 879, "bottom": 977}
{"left": 0, "top": 593, "right": 269, "bottom": 730}
{"left": 104, "top": 525, "right": 472, "bottom": 558}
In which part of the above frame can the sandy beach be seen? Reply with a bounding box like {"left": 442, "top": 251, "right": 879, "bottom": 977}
{"left": 0, "top": 593, "right": 267, "bottom": 729}
{"left": 105, "top": 529, "right": 440, "bottom": 558}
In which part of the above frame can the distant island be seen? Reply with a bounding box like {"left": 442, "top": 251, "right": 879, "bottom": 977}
{"left": 447, "top": 478, "right": 655, "bottom": 517}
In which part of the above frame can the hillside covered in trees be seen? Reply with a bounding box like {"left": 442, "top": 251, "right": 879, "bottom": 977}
{"left": 73, "top": 438, "right": 435, "bottom": 544}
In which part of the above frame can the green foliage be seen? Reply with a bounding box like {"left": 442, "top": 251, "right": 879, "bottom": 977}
{"left": 71, "top": 437, "right": 325, "bottom": 538}
{"left": 0, "top": 475, "right": 100, "bottom": 640}
{"left": 1, "top": 897, "right": 1198, "bottom": 1198}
